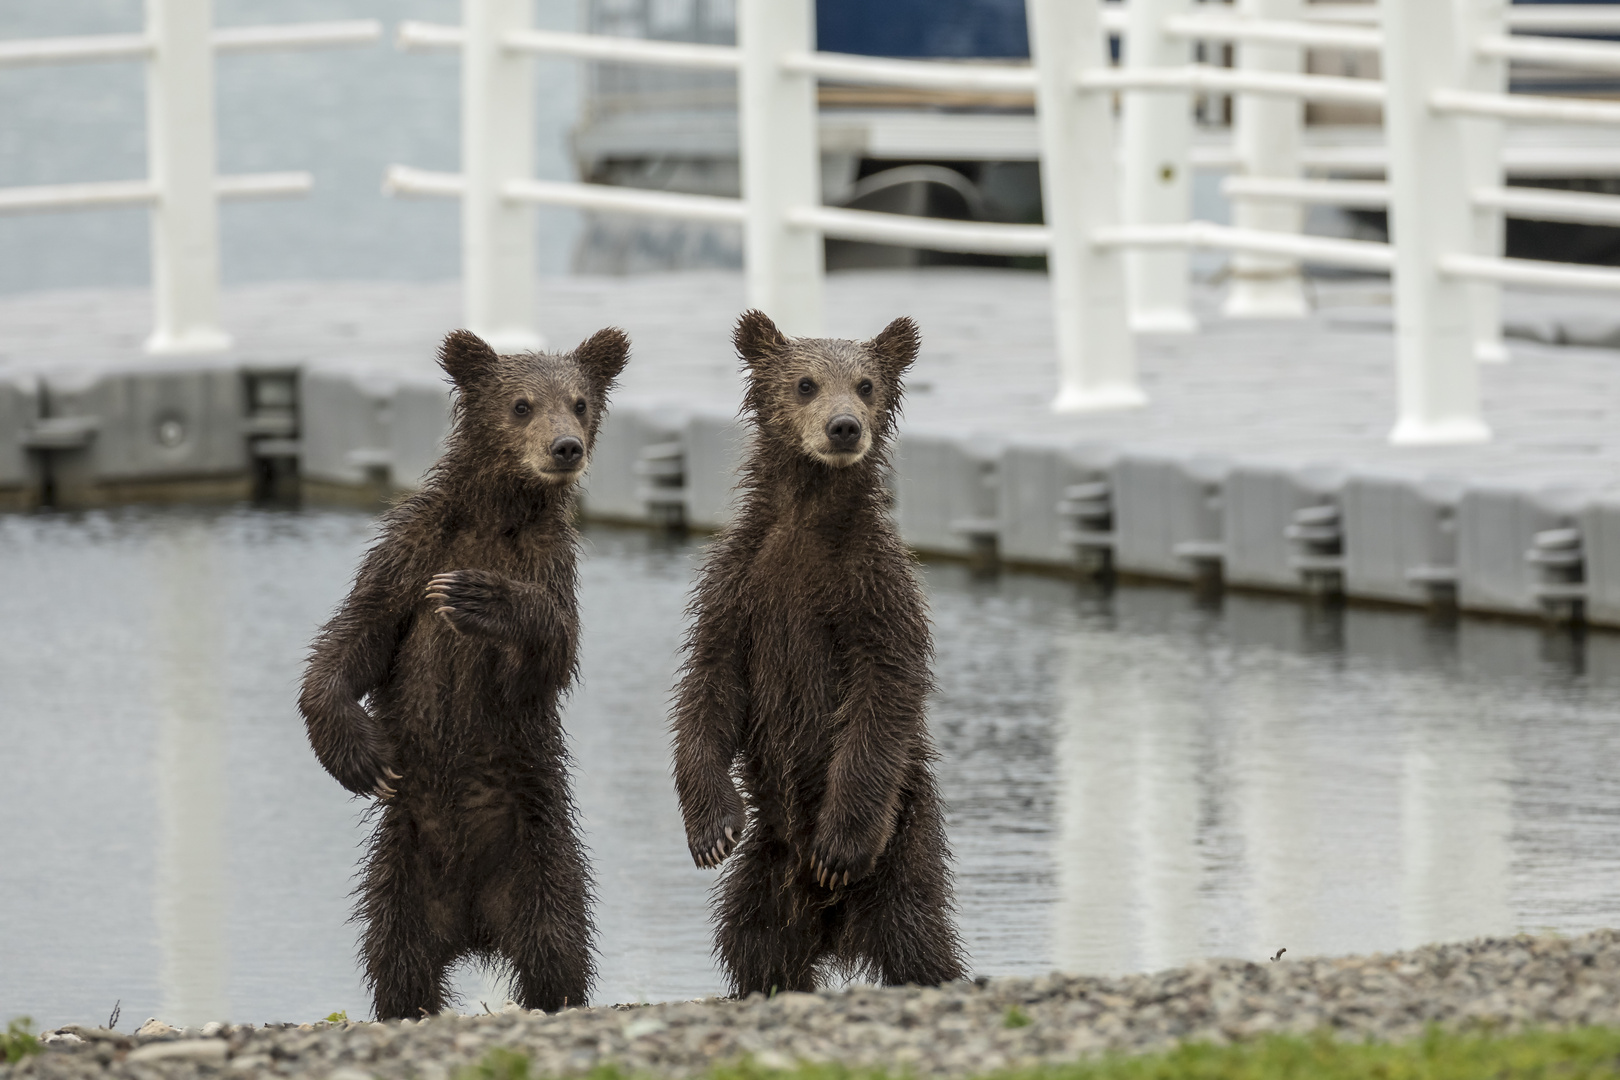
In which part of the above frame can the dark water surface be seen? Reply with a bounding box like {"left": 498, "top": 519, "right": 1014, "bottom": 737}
{"left": 5, "top": 505, "right": 1620, "bottom": 1029}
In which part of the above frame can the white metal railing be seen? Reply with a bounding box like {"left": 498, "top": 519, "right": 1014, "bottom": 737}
{"left": 384, "top": 0, "right": 1133, "bottom": 406}
{"left": 19, "top": 0, "right": 1620, "bottom": 439}
{"left": 0, "top": 6, "right": 379, "bottom": 355}
{"left": 381, "top": 0, "right": 1620, "bottom": 435}
{"left": 1103, "top": 0, "right": 1620, "bottom": 443}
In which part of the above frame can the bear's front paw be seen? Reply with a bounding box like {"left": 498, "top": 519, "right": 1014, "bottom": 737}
{"left": 425, "top": 570, "right": 511, "bottom": 638}
{"left": 332, "top": 746, "right": 404, "bottom": 802}
{"left": 689, "top": 809, "right": 746, "bottom": 870}
{"left": 808, "top": 840, "right": 879, "bottom": 890}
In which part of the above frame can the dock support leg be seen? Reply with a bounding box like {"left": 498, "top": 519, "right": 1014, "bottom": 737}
{"left": 1028, "top": 0, "right": 1143, "bottom": 413}
{"left": 463, "top": 0, "right": 541, "bottom": 353}
{"left": 144, "top": 0, "right": 231, "bottom": 356}
{"left": 738, "top": 0, "right": 823, "bottom": 336}
{"left": 1121, "top": 0, "right": 1196, "bottom": 334}
{"left": 1383, "top": 0, "right": 1490, "bottom": 444}
{"left": 1222, "top": 0, "right": 1308, "bottom": 320}
{"left": 1461, "top": 0, "right": 1509, "bottom": 365}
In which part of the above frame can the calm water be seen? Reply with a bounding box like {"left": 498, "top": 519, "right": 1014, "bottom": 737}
{"left": 5, "top": 505, "right": 1620, "bottom": 1029}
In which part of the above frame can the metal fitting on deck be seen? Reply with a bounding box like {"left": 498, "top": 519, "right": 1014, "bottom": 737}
{"left": 635, "top": 440, "right": 687, "bottom": 530}
{"left": 1527, "top": 526, "right": 1586, "bottom": 624}
{"left": 1057, "top": 479, "right": 1115, "bottom": 578}
{"left": 1286, "top": 503, "right": 1346, "bottom": 599}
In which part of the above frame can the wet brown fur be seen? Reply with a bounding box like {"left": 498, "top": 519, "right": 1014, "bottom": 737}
{"left": 298, "top": 327, "right": 629, "bottom": 1019}
{"left": 671, "top": 310, "right": 967, "bottom": 996}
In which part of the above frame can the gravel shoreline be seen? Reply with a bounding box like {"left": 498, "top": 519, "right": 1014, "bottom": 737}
{"left": 12, "top": 930, "right": 1620, "bottom": 1080}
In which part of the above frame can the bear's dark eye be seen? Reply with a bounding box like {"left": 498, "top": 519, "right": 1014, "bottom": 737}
{"left": 513, "top": 400, "right": 531, "bottom": 417}
{"left": 857, "top": 379, "right": 873, "bottom": 397}
{"left": 574, "top": 399, "right": 587, "bottom": 416}
{"left": 797, "top": 377, "right": 816, "bottom": 396}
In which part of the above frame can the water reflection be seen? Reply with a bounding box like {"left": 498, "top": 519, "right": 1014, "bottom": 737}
{"left": 4, "top": 507, "right": 1620, "bottom": 1029}
{"left": 152, "top": 524, "right": 229, "bottom": 1026}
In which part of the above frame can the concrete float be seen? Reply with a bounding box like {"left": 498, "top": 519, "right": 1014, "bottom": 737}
{"left": 3, "top": 271, "right": 1619, "bottom": 628}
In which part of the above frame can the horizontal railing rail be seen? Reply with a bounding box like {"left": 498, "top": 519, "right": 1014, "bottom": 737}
{"left": 1221, "top": 176, "right": 1392, "bottom": 209}
{"left": 779, "top": 51, "right": 1036, "bottom": 92}
{"left": 1094, "top": 223, "right": 1396, "bottom": 273}
{"left": 789, "top": 206, "right": 1051, "bottom": 255}
{"left": 0, "top": 172, "right": 312, "bottom": 214}
{"left": 1161, "top": 13, "right": 1382, "bottom": 51}
{"left": 1441, "top": 253, "right": 1620, "bottom": 292}
{"left": 1079, "top": 65, "right": 1386, "bottom": 105}
{"left": 1472, "top": 185, "right": 1620, "bottom": 227}
{"left": 1432, "top": 88, "right": 1620, "bottom": 125}
{"left": 0, "top": 20, "right": 380, "bottom": 67}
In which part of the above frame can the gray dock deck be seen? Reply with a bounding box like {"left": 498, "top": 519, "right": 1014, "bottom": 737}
{"left": 3, "top": 268, "right": 1619, "bottom": 624}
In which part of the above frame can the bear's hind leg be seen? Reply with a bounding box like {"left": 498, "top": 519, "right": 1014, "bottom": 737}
{"left": 483, "top": 838, "right": 594, "bottom": 1012}
{"left": 361, "top": 813, "right": 466, "bottom": 1019}
{"left": 838, "top": 793, "right": 967, "bottom": 987}
{"left": 716, "top": 831, "right": 829, "bottom": 997}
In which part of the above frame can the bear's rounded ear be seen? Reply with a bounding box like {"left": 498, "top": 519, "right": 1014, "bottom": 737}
{"left": 867, "top": 316, "right": 920, "bottom": 377}
{"left": 574, "top": 327, "right": 630, "bottom": 391}
{"left": 733, "top": 309, "right": 789, "bottom": 373}
{"left": 438, "top": 329, "right": 500, "bottom": 389}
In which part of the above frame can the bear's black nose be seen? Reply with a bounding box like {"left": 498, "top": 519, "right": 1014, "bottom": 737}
{"left": 551, "top": 435, "right": 584, "bottom": 468}
{"left": 826, "top": 414, "right": 862, "bottom": 452}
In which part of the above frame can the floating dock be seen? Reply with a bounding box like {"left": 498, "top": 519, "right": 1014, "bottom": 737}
{"left": 3, "top": 268, "right": 1619, "bottom": 626}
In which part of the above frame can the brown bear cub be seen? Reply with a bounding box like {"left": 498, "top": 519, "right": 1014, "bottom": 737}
{"left": 299, "top": 327, "right": 629, "bottom": 1020}
{"left": 671, "top": 310, "right": 967, "bottom": 996}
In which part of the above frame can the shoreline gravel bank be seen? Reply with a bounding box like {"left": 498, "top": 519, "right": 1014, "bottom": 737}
{"left": 11, "top": 930, "right": 1620, "bottom": 1080}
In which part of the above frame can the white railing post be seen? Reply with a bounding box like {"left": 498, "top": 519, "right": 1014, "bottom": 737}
{"left": 1121, "top": 0, "right": 1197, "bottom": 333}
{"left": 1383, "top": 0, "right": 1490, "bottom": 444}
{"left": 463, "top": 0, "right": 541, "bottom": 352}
{"left": 145, "top": 0, "right": 230, "bottom": 355}
{"left": 1223, "top": 0, "right": 1308, "bottom": 319}
{"left": 1460, "top": 0, "right": 1509, "bottom": 364}
{"left": 1028, "top": 0, "right": 1143, "bottom": 412}
{"left": 738, "top": 0, "right": 823, "bottom": 335}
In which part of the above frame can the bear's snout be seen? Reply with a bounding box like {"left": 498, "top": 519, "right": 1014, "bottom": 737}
{"left": 825, "top": 414, "right": 863, "bottom": 452}
{"left": 550, "top": 435, "right": 585, "bottom": 469}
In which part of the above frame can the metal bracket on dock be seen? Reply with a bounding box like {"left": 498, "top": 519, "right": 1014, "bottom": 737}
{"left": 1058, "top": 479, "right": 1115, "bottom": 577}
{"left": 1286, "top": 503, "right": 1346, "bottom": 599}
{"left": 635, "top": 440, "right": 687, "bottom": 529}
{"left": 21, "top": 416, "right": 99, "bottom": 451}
{"left": 1527, "top": 526, "right": 1586, "bottom": 623}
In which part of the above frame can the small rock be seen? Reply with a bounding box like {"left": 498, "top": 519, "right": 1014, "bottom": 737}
{"left": 328, "top": 1069, "right": 374, "bottom": 1080}
{"left": 135, "top": 1019, "right": 178, "bottom": 1039}
{"left": 201, "top": 1022, "right": 226, "bottom": 1037}
{"left": 128, "top": 1040, "right": 229, "bottom": 1065}
{"left": 624, "top": 1018, "right": 667, "bottom": 1039}
{"left": 38, "top": 1032, "right": 82, "bottom": 1045}
{"left": 752, "top": 1050, "right": 794, "bottom": 1071}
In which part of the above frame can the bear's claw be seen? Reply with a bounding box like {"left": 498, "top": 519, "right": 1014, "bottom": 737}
{"left": 425, "top": 571, "right": 507, "bottom": 638}
{"left": 808, "top": 849, "right": 864, "bottom": 889}
{"left": 692, "top": 825, "right": 738, "bottom": 869}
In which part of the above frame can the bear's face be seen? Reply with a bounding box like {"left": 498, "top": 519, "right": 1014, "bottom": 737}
{"left": 438, "top": 327, "right": 629, "bottom": 485}
{"left": 734, "top": 310, "right": 918, "bottom": 469}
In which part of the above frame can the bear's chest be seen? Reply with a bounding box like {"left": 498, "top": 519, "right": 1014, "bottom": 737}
{"left": 740, "top": 533, "right": 882, "bottom": 686}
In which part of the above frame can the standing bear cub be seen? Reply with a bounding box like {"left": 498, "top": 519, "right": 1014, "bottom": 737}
{"left": 672, "top": 310, "right": 966, "bottom": 995}
{"left": 300, "top": 327, "right": 629, "bottom": 1020}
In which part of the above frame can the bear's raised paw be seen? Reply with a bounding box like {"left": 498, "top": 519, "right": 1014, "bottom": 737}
{"left": 425, "top": 570, "right": 512, "bottom": 639}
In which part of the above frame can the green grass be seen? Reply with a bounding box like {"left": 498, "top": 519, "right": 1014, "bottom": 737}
{"left": 324, "top": 1011, "right": 350, "bottom": 1024}
{"left": 2, "top": 1018, "right": 40, "bottom": 1065}
{"left": 459, "top": 1027, "right": 1620, "bottom": 1080}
